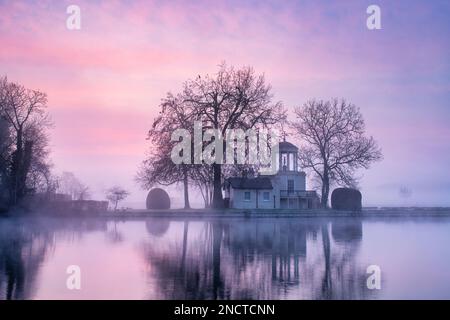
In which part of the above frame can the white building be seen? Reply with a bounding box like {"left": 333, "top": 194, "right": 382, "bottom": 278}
{"left": 224, "top": 141, "right": 319, "bottom": 210}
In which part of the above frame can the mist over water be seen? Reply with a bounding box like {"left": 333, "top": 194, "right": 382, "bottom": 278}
{"left": 1, "top": 216, "right": 450, "bottom": 300}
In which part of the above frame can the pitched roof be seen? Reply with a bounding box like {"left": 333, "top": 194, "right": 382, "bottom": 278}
{"left": 279, "top": 141, "right": 298, "bottom": 151}
{"left": 227, "top": 177, "right": 273, "bottom": 190}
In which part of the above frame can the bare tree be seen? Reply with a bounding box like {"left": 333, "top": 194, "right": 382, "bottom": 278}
{"left": 106, "top": 186, "right": 129, "bottom": 210}
{"left": 23, "top": 117, "right": 53, "bottom": 194}
{"left": 291, "top": 99, "right": 382, "bottom": 207}
{"left": 0, "top": 76, "right": 52, "bottom": 205}
{"left": 57, "top": 172, "right": 90, "bottom": 200}
{"left": 183, "top": 63, "right": 286, "bottom": 208}
{"left": 138, "top": 64, "right": 286, "bottom": 209}
{"left": 190, "top": 164, "right": 214, "bottom": 208}
{"left": 137, "top": 93, "right": 193, "bottom": 209}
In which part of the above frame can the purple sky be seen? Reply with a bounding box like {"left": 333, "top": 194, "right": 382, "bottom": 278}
{"left": 1, "top": 0, "right": 449, "bottom": 207}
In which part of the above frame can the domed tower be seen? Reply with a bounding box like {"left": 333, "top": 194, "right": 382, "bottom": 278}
{"left": 270, "top": 140, "right": 307, "bottom": 209}
{"left": 278, "top": 141, "right": 300, "bottom": 172}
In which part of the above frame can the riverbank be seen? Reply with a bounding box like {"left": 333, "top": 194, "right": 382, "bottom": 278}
{"left": 2, "top": 207, "right": 450, "bottom": 218}
{"left": 98, "top": 207, "right": 450, "bottom": 218}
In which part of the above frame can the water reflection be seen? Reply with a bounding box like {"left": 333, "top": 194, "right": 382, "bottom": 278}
{"left": 141, "top": 218, "right": 372, "bottom": 299}
{"left": 1, "top": 216, "right": 450, "bottom": 299}
{"left": 0, "top": 218, "right": 106, "bottom": 299}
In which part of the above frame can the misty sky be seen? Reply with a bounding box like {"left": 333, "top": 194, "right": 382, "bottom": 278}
{"left": 1, "top": 0, "right": 449, "bottom": 207}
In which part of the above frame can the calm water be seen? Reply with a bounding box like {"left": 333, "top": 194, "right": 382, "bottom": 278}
{"left": 1, "top": 216, "right": 450, "bottom": 300}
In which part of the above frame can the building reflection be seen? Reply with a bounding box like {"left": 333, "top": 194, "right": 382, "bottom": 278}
{"left": 142, "top": 218, "right": 375, "bottom": 300}
{"left": 0, "top": 217, "right": 375, "bottom": 300}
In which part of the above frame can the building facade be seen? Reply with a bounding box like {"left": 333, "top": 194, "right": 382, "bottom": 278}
{"left": 224, "top": 141, "right": 319, "bottom": 210}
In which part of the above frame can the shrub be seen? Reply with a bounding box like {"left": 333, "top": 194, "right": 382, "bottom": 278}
{"left": 331, "top": 188, "right": 362, "bottom": 211}
{"left": 146, "top": 188, "right": 171, "bottom": 209}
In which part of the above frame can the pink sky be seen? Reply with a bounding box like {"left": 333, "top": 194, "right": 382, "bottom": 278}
{"left": 1, "top": 0, "right": 450, "bottom": 207}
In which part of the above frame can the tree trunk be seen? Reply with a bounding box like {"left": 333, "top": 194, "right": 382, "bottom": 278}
{"left": 9, "top": 129, "right": 23, "bottom": 205}
{"left": 204, "top": 184, "right": 211, "bottom": 208}
{"left": 182, "top": 166, "right": 190, "bottom": 209}
{"left": 198, "top": 182, "right": 207, "bottom": 208}
{"left": 18, "top": 140, "right": 33, "bottom": 197}
{"left": 212, "top": 163, "right": 223, "bottom": 209}
{"left": 321, "top": 169, "right": 330, "bottom": 208}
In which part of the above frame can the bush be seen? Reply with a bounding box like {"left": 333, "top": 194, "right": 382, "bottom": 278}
{"left": 146, "top": 188, "right": 171, "bottom": 210}
{"left": 331, "top": 188, "right": 362, "bottom": 211}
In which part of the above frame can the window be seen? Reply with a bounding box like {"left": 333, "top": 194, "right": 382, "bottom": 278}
{"left": 281, "top": 154, "right": 288, "bottom": 171}
{"left": 289, "top": 153, "right": 295, "bottom": 171}
{"left": 244, "top": 191, "right": 251, "bottom": 201}
{"left": 263, "top": 192, "right": 270, "bottom": 201}
{"left": 288, "top": 180, "right": 294, "bottom": 192}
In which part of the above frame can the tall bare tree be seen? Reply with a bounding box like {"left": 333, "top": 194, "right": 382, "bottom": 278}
{"left": 183, "top": 63, "right": 286, "bottom": 208}
{"left": 137, "top": 93, "right": 193, "bottom": 209}
{"left": 0, "top": 76, "right": 52, "bottom": 205}
{"left": 291, "top": 99, "right": 382, "bottom": 207}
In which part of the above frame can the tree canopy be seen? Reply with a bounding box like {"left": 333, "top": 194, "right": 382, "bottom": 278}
{"left": 138, "top": 63, "right": 286, "bottom": 208}
{"left": 0, "top": 76, "right": 52, "bottom": 205}
{"left": 291, "top": 98, "right": 382, "bottom": 207}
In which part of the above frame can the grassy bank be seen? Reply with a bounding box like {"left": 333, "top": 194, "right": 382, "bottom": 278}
{"left": 97, "top": 207, "right": 450, "bottom": 218}
{"left": 3, "top": 207, "right": 450, "bottom": 219}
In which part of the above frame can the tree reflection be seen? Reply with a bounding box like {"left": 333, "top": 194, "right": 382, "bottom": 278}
{"left": 142, "top": 220, "right": 222, "bottom": 299}
{"left": 321, "top": 224, "right": 332, "bottom": 299}
{"left": 310, "top": 220, "right": 374, "bottom": 299}
{"left": 0, "top": 219, "right": 53, "bottom": 299}
{"left": 142, "top": 218, "right": 377, "bottom": 300}
{"left": 0, "top": 217, "right": 379, "bottom": 300}
{"left": 0, "top": 218, "right": 107, "bottom": 300}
